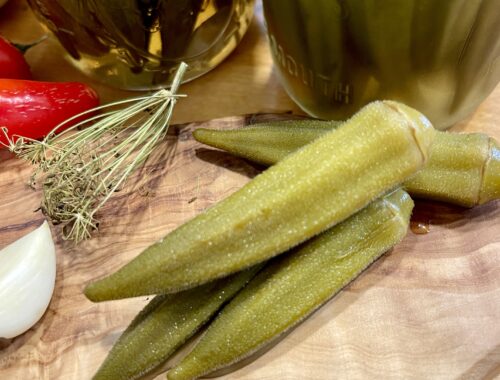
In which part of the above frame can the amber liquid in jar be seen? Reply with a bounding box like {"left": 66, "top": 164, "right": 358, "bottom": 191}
{"left": 28, "top": 0, "right": 254, "bottom": 90}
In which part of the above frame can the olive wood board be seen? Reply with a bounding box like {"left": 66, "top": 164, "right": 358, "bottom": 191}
{"left": 0, "top": 112, "right": 499, "bottom": 380}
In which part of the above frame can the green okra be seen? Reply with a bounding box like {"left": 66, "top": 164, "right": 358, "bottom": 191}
{"left": 167, "top": 189, "right": 414, "bottom": 380}
{"left": 405, "top": 132, "right": 500, "bottom": 206}
{"left": 93, "top": 266, "right": 261, "bottom": 380}
{"left": 84, "top": 101, "right": 434, "bottom": 301}
{"left": 194, "top": 122, "right": 500, "bottom": 207}
{"left": 250, "top": 118, "right": 340, "bottom": 129}
{"left": 197, "top": 120, "right": 338, "bottom": 166}
{"left": 193, "top": 121, "right": 334, "bottom": 166}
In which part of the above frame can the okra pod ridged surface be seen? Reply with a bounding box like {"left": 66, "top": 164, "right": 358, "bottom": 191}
{"left": 194, "top": 122, "right": 500, "bottom": 207}
{"left": 92, "top": 266, "right": 260, "bottom": 380}
{"left": 85, "top": 101, "right": 434, "bottom": 301}
{"left": 193, "top": 121, "right": 339, "bottom": 166}
{"left": 193, "top": 123, "right": 331, "bottom": 165}
{"left": 405, "top": 132, "right": 500, "bottom": 206}
{"left": 251, "top": 118, "right": 340, "bottom": 129}
{"left": 167, "top": 189, "right": 414, "bottom": 380}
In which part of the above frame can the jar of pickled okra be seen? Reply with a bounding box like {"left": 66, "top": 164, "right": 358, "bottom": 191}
{"left": 28, "top": 0, "right": 255, "bottom": 90}
{"left": 263, "top": 0, "right": 500, "bottom": 130}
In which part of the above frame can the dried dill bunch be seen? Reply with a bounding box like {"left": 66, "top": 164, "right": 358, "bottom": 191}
{"left": 3, "top": 63, "right": 187, "bottom": 243}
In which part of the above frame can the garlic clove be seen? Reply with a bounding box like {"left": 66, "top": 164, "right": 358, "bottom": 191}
{"left": 0, "top": 221, "right": 56, "bottom": 339}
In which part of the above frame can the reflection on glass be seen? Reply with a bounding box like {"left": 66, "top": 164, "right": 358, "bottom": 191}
{"left": 263, "top": 0, "right": 500, "bottom": 130}
{"left": 29, "top": 0, "right": 255, "bottom": 89}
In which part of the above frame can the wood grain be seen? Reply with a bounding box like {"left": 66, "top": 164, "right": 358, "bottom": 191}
{"left": 0, "top": 1, "right": 500, "bottom": 379}
{"left": 0, "top": 111, "right": 499, "bottom": 380}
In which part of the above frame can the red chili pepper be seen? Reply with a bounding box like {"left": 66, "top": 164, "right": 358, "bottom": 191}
{"left": 0, "top": 79, "right": 100, "bottom": 145}
{"left": 0, "top": 36, "right": 32, "bottom": 79}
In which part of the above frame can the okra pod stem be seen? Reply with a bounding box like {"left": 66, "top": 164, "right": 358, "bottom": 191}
{"left": 85, "top": 101, "right": 434, "bottom": 301}
{"left": 168, "top": 189, "right": 414, "bottom": 380}
{"left": 92, "top": 266, "right": 261, "bottom": 380}
{"left": 194, "top": 122, "right": 500, "bottom": 207}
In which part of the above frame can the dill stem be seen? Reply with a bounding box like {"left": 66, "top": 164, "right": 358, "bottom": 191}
{"left": 13, "top": 62, "right": 189, "bottom": 242}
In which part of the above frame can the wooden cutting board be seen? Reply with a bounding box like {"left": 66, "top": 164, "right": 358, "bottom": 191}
{"left": 0, "top": 106, "right": 499, "bottom": 379}
{"left": 1, "top": 0, "right": 500, "bottom": 378}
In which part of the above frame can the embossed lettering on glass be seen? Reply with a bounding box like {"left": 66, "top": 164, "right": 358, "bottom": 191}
{"left": 263, "top": 0, "right": 500, "bottom": 130}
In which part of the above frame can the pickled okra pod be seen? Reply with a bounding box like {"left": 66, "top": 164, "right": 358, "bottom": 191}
{"left": 93, "top": 266, "right": 261, "bottom": 380}
{"left": 406, "top": 132, "right": 500, "bottom": 206}
{"left": 193, "top": 120, "right": 335, "bottom": 166}
{"left": 168, "top": 189, "right": 414, "bottom": 380}
{"left": 194, "top": 122, "right": 500, "bottom": 207}
{"left": 85, "top": 101, "right": 434, "bottom": 301}
{"left": 196, "top": 118, "right": 338, "bottom": 166}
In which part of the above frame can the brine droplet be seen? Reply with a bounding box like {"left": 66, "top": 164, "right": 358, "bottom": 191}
{"left": 410, "top": 221, "right": 430, "bottom": 235}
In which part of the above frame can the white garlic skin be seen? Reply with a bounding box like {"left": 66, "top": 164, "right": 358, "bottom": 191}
{"left": 0, "top": 221, "right": 56, "bottom": 339}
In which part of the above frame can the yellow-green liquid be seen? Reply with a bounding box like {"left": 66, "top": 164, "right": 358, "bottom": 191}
{"left": 28, "top": 0, "right": 254, "bottom": 89}
{"left": 263, "top": 0, "right": 500, "bottom": 130}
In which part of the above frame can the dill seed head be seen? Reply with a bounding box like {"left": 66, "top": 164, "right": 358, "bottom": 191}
{"left": 5, "top": 63, "right": 187, "bottom": 243}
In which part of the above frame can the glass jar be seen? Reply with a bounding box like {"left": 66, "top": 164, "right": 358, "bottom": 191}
{"left": 28, "top": 0, "right": 255, "bottom": 90}
{"left": 263, "top": 0, "right": 500, "bottom": 130}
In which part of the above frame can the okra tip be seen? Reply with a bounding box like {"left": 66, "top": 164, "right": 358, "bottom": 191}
{"left": 192, "top": 128, "right": 212, "bottom": 145}
{"left": 84, "top": 282, "right": 104, "bottom": 302}
{"left": 84, "top": 277, "right": 125, "bottom": 302}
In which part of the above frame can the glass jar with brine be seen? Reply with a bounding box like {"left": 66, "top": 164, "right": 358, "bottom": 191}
{"left": 28, "top": 0, "right": 255, "bottom": 90}
{"left": 263, "top": 0, "right": 500, "bottom": 130}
